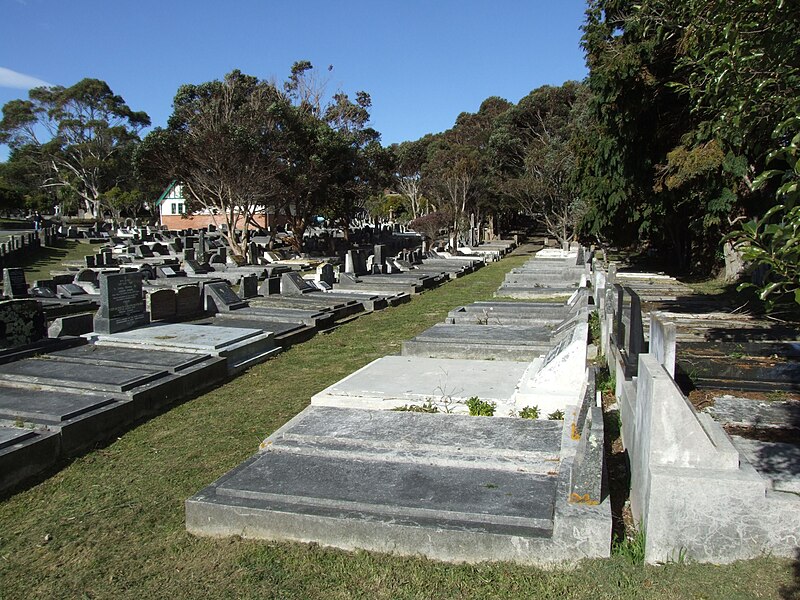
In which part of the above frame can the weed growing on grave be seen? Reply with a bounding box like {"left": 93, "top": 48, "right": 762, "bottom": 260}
{"left": 548, "top": 409, "right": 565, "bottom": 420}
{"left": 589, "top": 310, "right": 601, "bottom": 345}
{"left": 518, "top": 406, "right": 540, "bottom": 419}
{"left": 767, "top": 390, "right": 789, "bottom": 401}
{"left": 466, "top": 396, "right": 496, "bottom": 416}
{"left": 596, "top": 367, "right": 616, "bottom": 394}
{"left": 613, "top": 527, "right": 646, "bottom": 565}
{"left": 391, "top": 402, "right": 439, "bottom": 413}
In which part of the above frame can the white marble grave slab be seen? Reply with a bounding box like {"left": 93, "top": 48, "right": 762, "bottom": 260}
{"left": 311, "top": 355, "right": 529, "bottom": 415}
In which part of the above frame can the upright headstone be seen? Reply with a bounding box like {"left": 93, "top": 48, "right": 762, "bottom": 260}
{"left": 239, "top": 274, "right": 259, "bottom": 299}
{"left": 315, "top": 263, "right": 335, "bottom": 286}
{"left": 3, "top": 268, "right": 28, "bottom": 299}
{"left": 147, "top": 288, "right": 177, "bottom": 321}
{"left": 344, "top": 250, "right": 357, "bottom": 274}
{"left": 373, "top": 245, "right": 388, "bottom": 268}
{"left": 93, "top": 272, "right": 149, "bottom": 334}
{"left": 175, "top": 285, "right": 203, "bottom": 318}
{"left": 258, "top": 276, "right": 281, "bottom": 296}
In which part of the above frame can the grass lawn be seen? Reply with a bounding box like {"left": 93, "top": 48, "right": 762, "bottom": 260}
{"left": 0, "top": 249, "right": 797, "bottom": 599}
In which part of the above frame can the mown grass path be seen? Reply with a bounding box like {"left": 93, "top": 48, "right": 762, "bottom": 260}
{"left": 0, "top": 249, "right": 796, "bottom": 599}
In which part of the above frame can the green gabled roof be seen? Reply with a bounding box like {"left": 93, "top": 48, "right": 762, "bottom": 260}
{"left": 155, "top": 180, "right": 178, "bottom": 207}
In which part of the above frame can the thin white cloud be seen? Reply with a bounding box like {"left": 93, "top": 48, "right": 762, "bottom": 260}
{"left": 0, "top": 67, "right": 53, "bottom": 90}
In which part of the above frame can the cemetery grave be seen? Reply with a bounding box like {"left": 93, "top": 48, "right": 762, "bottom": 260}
{"left": 596, "top": 260, "right": 800, "bottom": 564}
{"left": 186, "top": 245, "right": 610, "bottom": 566}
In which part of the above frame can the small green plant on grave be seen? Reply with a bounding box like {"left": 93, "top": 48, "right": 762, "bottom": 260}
{"left": 548, "top": 409, "right": 565, "bottom": 420}
{"left": 518, "top": 406, "right": 540, "bottom": 419}
{"left": 14, "top": 417, "right": 24, "bottom": 428}
{"left": 392, "top": 402, "right": 439, "bottom": 413}
{"left": 612, "top": 527, "right": 646, "bottom": 565}
{"left": 466, "top": 396, "right": 496, "bottom": 417}
{"left": 766, "top": 390, "right": 789, "bottom": 402}
{"left": 596, "top": 367, "right": 616, "bottom": 394}
{"left": 589, "top": 310, "right": 601, "bottom": 345}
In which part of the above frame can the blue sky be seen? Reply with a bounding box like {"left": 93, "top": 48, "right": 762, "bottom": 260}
{"left": 1, "top": 0, "right": 589, "bottom": 160}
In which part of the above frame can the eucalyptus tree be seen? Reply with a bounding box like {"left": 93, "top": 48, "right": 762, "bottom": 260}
{"left": 135, "top": 70, "right": 285, "bottom": 258}
{"left": 0, "top": 78, "right": 150, "bottom": 218}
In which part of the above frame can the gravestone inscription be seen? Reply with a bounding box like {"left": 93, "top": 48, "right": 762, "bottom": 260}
{"left": 93, "top": 272, "right": 149, "bottom": 334}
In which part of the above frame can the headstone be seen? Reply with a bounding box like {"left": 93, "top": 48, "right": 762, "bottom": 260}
{"left": 175, "top": 285, "right": 203, "bottom": 318}
{"left": 0, "top": 299, "right": 46, "bottom": 348}
{"left": 93, "top": 272, "right": 149, "bottom": 334}
{"left": 147, "top": 288, "right": 177, "bottom": 321}
{"left": 85, "top": 255, "right": 96, "bottom": 268}
{"left": 3, "top": 268, "right": 28, "bottom": 299}
{"left": 184, "top": 248, "right": 196, "bottom": 261}
{"left": 281, "top": 272, "right": 317, "bottom": 296}
{"left": 344, "top": 250, "right": 356, "bottom": 274}
{"left": 203, "top": 281, "right": 247, "bottom": 312}
{"left": 258, "top": 276, "right": 281, "bottom": 296}
{"left": 239, "top": 274, "right": 259, "bottom": 299}
{"left": 374, "top": 244, "right": 388, "bottom": 267}
{"left": 135, "top": 245, "right": 154, "bottom": 258}
{"left": 184, "top": 259, "right": 211, "bottom": 275}
{"left": 316, "top": 264, "right": 335, "bottom": 286}
{"left": 48, "top": 313, "right": 94, "bottom": 338}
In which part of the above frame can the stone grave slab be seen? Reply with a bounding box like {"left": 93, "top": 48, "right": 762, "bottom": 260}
{"left": 0, "top": 385, "right": 134, "bottom": 455}
{"left": 216, "top": 306, "right": 334, "bottom": 329}
{"left": 402, "top": 323, "right": 554, "bottom": 361}
{"left": 50, "top": 344, "right": 212, "bottom": 372}
{"left": 0, "top": 425, "right": 60, "bottom": 493}
{"left": 0, "top": 358, "right": 170, "bottom": 393}
{"left": 57, "top": 283, "right": 89, "bottom": 298}
{"left": 187, "top": 405, "right": 611, "bottom": 565}
{"left": 730, "top": 436, "right": 800, "bottom": 494}
{"left": 311, "top": 355, "right": 528, "bottom": 415}
{"left": 91, "top": 323, "right": 281, "bottom": 374}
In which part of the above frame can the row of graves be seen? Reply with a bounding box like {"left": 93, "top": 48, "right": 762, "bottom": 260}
{"left": 185, "top": 246, "right": 613, "bottom": 567}
{"left": 0, "top": 231, "right": 518, "bottom": 493}
{"left": 593, "top": 264, "right": 800, "bottom": 563}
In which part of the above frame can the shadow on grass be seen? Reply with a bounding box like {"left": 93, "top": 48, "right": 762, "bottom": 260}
{"left": 781, "top": 547, "right": 800, "bottom": 600}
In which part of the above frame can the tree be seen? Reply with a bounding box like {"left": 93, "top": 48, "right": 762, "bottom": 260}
{"left": 0, "top": 78, "right": 150, "bottom": 218}
{"left": 135, "top": 70, "right": 285, "bottom": 258}
{"left": 490, "top": 83, "right": 588, "bottom": 245}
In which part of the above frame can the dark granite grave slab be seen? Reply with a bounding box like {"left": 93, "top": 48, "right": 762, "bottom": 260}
{"left": 0, "top": 425, "right": 60, "bottom": 493}
{"left": 50, "top": 344, "right": 211, "bottom": 372}
{"left": 0, "top": 358, "right": 169, "bottom": 392}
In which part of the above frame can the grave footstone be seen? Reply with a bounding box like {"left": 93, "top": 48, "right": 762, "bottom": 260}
{"left": 135, "top": 245, "right": 154, "bottom": 259}
{"left": 184, "top": 259, "right": 211, "bottom": 275}
{"left": 93, "top": 272, "right": 149, "bottom": 334}
{"left": 156, "top": 266, "right": 178, "bottom": 278}
{"left": 3, "top": 268, "right": 28, "bottom": 299}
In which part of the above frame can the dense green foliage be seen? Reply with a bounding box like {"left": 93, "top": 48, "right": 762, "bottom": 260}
{"left": 0, "top": 78, "right": 150, "bottom": 218}
{"left": 577, "top": 0, "right": 800, "bottom": 277}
